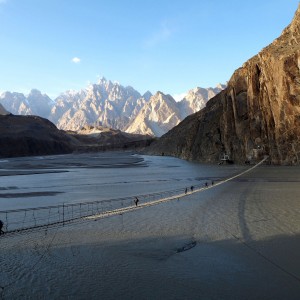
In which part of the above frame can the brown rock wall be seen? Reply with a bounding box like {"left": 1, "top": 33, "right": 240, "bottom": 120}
{"left": 147, "top": 5, "right": 300, "bottom": 165}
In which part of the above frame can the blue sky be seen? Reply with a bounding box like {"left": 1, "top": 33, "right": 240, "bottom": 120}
{"left": 0, "top": 0, "right": 299, "bottom": 99}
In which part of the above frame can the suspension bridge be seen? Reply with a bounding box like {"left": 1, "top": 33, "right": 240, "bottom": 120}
{"left": 0, "top": 157, "right": 268, "bottom": 236}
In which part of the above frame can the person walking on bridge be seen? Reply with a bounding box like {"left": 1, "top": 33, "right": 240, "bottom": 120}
{"left": 134, "top": 197, "right": 139, "bottom": 206}
{"left": 0, "top": 220, "right": 4, "bottom": 235}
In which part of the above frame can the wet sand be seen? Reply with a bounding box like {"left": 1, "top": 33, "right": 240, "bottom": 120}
{"left": 0, "top": 151, "right": 147, "bottom": 171}
{"left": 1, "top": 155, "right": 300, "bottom": 299}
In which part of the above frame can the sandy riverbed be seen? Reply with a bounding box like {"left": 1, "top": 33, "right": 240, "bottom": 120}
{"left": 1, "top": 153, "right": 300, "bottom": 299}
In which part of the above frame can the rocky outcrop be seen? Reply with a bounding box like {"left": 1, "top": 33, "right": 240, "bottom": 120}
{"left": 147, "top": 5, "right": 300, "bottom": 165}
{"left": 0, "top": 115, "right": 76, "bottom": 158}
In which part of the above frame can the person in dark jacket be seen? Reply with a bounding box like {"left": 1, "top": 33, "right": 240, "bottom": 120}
{"left": 134, "top": 197, "right": 139, "bottom": 206}
{"left": 0, "top": 220, "right": 4, "bottom": 235}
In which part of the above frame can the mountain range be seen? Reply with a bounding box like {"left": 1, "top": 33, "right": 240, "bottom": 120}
{"left": 0, "top": 80, "right": 225, "bottom": 137}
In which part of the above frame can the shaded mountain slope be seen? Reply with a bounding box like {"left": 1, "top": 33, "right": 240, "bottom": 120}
{"left": 68, "top": 125, "right": 154, "bottom": 152}
{"left": 0, "top": 103, "right": 9, "bottom": 115}
{"left": 0, "top": 115, "right": 75, "bottom": 158}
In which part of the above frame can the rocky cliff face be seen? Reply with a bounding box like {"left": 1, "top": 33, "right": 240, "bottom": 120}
{"left": 148, "top": 5, "right": 300, "bottom": 165}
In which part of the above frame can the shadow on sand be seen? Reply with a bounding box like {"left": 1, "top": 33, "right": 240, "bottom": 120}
{"left": 1, "top": 230, "right": 300, "bottom": 300}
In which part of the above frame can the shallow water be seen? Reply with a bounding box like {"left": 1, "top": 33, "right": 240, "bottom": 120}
{"left": 1, "top": 153, "right": 300, "bottom": 299}
{"left": 0, "top": 152, "right": 244, "bottom": 210}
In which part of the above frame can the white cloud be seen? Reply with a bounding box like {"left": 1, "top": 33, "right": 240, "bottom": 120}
{"left": 72, "top": 57, "right": 81, "bottom": 64}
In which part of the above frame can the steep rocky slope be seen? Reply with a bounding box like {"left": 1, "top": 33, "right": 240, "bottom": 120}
{"left": 125, "top": 92, "right": 182, "bottom": 137}
{"left": 0, "top": 115, "right": 76, "bottom": 158}
{"left": 0, "top": 103, "right": 9, "bottom": 115}
{"left": 147, "top": 5, "right": 300, "bottom": 165}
